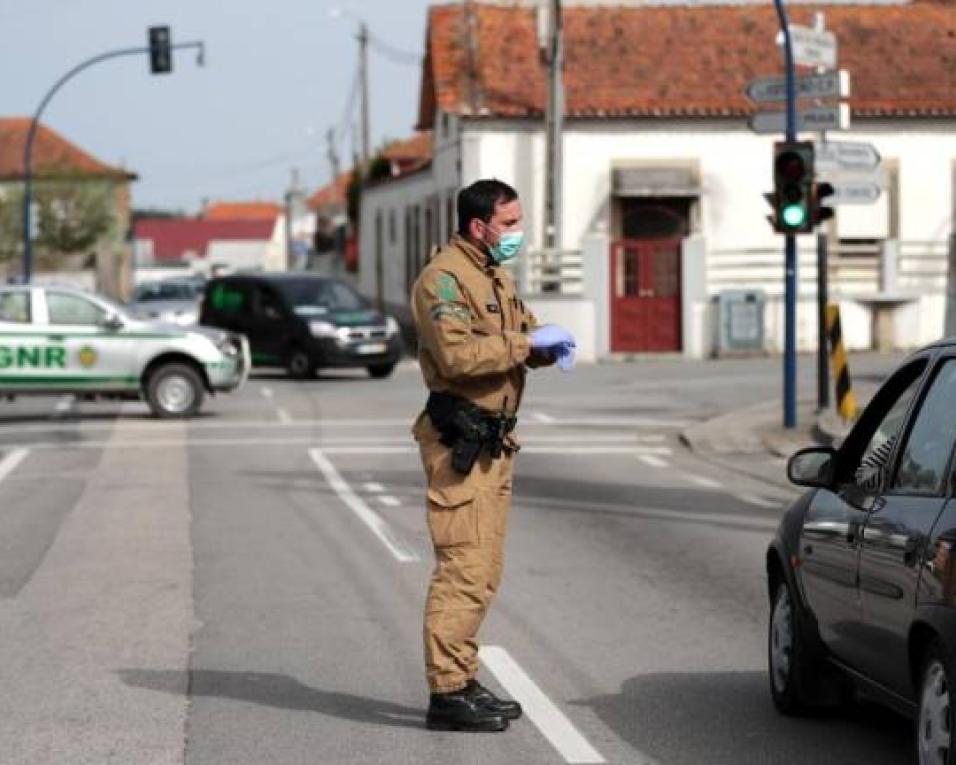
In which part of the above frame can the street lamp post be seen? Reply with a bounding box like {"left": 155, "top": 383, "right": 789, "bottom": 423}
{"left": 21, "top": 35, "right": 205, "bottom": 283}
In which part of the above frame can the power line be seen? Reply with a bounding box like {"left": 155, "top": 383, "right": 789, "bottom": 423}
{"left": 367, "top": 33, "right": 421, "bottom": 67}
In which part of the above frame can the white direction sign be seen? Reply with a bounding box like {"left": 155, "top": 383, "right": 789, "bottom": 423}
{"left": 776, "top": 25, "right": 837, "bottom": 68}
{"left": 828, "top": 182, "right": 882, "bottom": 205}
{"left": 749, "top": 103, "right": 850, "bottom": 134}
{"left": 814, "top": 141, "right": 881, "bottom": 172}
{"left": 746, "top": 70, "right": 849, "bottom": 104}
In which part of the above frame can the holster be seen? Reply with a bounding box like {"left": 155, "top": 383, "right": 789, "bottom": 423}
{"left": 426, "top": 391, "right": 517, "bottom": 475}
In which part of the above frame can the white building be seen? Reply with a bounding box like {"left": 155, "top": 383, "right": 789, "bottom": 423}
{"left": 360, "top": 1, "right": 956, "bottom": 360}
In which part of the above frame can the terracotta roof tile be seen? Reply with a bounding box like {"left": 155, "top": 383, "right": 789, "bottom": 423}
{"left": 203, "top": 201, "right": 282, "bottom": 220}
{"left": 308, "top": 171, "right": 352, "bottom": 211}
{"left": 0, "top": 117, "right": 136, "bottom": 181}
{"left": 419, "top": 3, "right": 956, "bottom": 126}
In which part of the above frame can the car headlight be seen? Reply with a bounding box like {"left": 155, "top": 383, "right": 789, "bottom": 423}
{"left": 309, "top": 320, "right": 337, "bottom": 338}
{"left": 385, "top": 316, "right": 400, "bottom": 337}
{"left": 217, "top": 335, "right": 241, "bottom": 356}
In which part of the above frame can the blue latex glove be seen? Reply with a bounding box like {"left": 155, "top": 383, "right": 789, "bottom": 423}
{"left": 528, "top": 323, "right": 575, "bottom": 350}
{"left": 553, "top": 341, "right": 576, "bottom": 372}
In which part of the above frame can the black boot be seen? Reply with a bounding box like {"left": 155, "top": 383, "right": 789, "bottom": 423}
{"left": 467, "top": 680, "right": 523, "bottom": 720}
{"left": 426, "top": 687, "right": 509, "bottom": 732}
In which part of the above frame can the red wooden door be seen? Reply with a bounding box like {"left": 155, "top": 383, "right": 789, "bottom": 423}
{"left": 610, "top": 239, "right": 682, "bottom": 353}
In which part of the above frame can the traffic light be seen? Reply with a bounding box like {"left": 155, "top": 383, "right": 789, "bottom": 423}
{"left": 148, "top": 26, "right": 172, "bottom": 74}
{"left": 772, "top": 141, "right": 814, "bottom": 234}
{"left": 812, "top": 181, "right": 835, "bottom": 227}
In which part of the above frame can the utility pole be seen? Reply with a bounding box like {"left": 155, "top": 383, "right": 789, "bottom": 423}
{"left": 358, "top": 22, "right": 371, "bottom": 172}
{"left": 542, "top": 0, "right": 564, "bottom": 267}
{"left": 326, "top": 127, "right": 341, "bottom": 181}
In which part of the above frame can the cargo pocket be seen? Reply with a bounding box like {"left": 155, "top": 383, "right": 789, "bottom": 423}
{"left": 426, "top": 486, "right": 478, "bottom": 549}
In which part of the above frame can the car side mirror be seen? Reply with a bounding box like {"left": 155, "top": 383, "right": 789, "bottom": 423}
{"left": 787, "top": 447, "right": 837, "bottom": 489}
{"left": 100, "top": 313, "right": 124, "bottom": 332}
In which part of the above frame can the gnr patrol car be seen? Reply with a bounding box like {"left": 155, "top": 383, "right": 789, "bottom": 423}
{"left": 0, "top": 285, "right": 249, "bottom": 417}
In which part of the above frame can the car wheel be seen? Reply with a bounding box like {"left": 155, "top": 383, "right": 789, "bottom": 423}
{"left": 146, "top": 363, "right": 204, "bottom": 418}
{"left": 769, "top": 577, "right": 824, "bottom": 715}
{"left": 286, "top": 348, "right": 315, "bottom": 380}
{"left": 917, "top": 642, "right": 954, "bottom": 765}
{"left": 367, "top": 363, "right": 395, "bottom": 379}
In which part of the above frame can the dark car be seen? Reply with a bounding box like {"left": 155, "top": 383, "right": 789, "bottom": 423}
{"left": 199, "top": 273, "right": 403, "bottom": 379}
{"left": 767, "top": 339, "right": 956, "bottom": 763}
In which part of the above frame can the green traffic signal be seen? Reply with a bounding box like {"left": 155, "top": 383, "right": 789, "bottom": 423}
{"left": 781, "top": 203, "right": 808, "bottom": 228}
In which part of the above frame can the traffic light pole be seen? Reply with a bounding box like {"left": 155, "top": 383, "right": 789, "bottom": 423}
{"left": 773, "top": 0, "right": 799, "bottom": 429}
{"left": 20, "top": 40, "right": 204, "bottom": 283}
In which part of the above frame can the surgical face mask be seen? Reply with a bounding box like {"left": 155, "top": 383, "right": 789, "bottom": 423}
{"left": 482, "top": 222, "right": 525, "bottom": 264}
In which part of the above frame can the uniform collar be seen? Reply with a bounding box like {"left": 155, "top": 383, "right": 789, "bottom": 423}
{"left": 451, "top": 233, "right": 496, "bottom": 276}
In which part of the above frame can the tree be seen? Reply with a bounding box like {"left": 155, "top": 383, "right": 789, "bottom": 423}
{"left": 0, "top": 178, "right": 115, "bottom": 267}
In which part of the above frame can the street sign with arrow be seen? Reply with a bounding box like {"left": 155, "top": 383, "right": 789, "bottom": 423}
{"left": 827, "top": 182, "right": 882, "bottom": 205}
{"left": 814, "top": 141, "right": 881, "bottom": 172}
{"left": 749, "top": 103, "right": 850, "bottom": 135}
{"left": 746, "top": 70, "right": 849, "bottom": 104}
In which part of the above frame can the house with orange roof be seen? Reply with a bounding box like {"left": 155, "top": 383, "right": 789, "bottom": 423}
{"left": 359, "top": 1, "right": 956, "bottom": 359}
{"left": 0, "top": 117, "right": 137, "bottom": 298}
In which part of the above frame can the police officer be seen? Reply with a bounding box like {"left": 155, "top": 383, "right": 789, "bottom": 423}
{"left": 411, "top": 179, "right": 574, "bottom": 732}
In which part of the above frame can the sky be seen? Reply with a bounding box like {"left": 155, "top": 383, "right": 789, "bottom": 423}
{"left": 1, "top": 0, "right": 435, "bottom": 213}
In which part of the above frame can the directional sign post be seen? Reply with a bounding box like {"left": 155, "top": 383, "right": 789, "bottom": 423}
{"left": 746, "top": 70, "right": 849, "bottom": 103}
{"left": 814, "top": 140, "right": 881, "bottom": 172}
{"left": 749, "top": 103, "right": 850, "bottom": 134}
{"left": 827, "top": 182, "right": 882, "bottom": 205}
{"left": 776, "top": 24, "right": 837, "bottom": 68}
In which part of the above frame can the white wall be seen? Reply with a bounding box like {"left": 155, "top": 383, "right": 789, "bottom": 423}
{"left": 464, "top": 118, "right": 956, "bottom": 355}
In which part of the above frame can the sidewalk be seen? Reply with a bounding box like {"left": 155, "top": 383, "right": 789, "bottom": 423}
{"left": 681, "top": 393, "right": 870, "bottom": 462}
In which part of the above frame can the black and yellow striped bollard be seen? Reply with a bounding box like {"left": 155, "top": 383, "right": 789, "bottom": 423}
{"left": 825, "top": 303, "right": 859, "bottom": 422}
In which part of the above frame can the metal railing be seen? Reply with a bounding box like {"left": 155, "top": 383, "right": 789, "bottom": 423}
{"left": 510, "top": 248, "right": 583, "bottom": 295}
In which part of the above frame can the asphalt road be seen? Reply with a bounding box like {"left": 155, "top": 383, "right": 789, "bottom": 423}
{"left": 0, "top": 354, "right": 913, "bottom": 764}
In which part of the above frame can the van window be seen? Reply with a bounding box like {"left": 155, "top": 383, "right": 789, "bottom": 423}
{"left": 276, "top": 279, "right": 366, "bottom": 315}
{"left": 209, "top": 283, "right": 248, "bottom": 314}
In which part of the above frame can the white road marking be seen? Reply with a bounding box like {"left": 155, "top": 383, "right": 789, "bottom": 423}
{"left": 377, "top": 495, "right": 401, "bottom": 508}
{"left": 479, "top": 646, "right": 607, "bottom": 764}
{"left": 532, "top": 411, "right": 556, "bottom": 424}
{"left": 260, "top": 387, "right": 274, "bottom": 399}
{"left": 637, "top": 454, "right": 670, "bottom": 469}
{"left": 53, "top": 395, "right": 75, "bottom": 415}
{"left": 3, "top": 438, "right": 672, "bottom": 455}
{"left": 734, "top": 493, "right": 781, "bottom": 509}
{"left": 308, "top": 449, "right": 419, "bottom": 563}
{"left": 0, "top": 448, "right": 29, "bottom": 484}
{"left": 363, "top": 482, "right": 385, "bottom": 493}
{"left": 0, "top": 418, "right": 681, "bottom": 436}
{"left": 276, "top": 408, "right": 292, "bottom": 423}
{"left": 684, "top": 473, "right": 722, "bottom": 489}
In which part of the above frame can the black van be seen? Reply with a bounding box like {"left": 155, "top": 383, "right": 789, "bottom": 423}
{"left": 199, "top": 273, "right": 403, "bottom": 379}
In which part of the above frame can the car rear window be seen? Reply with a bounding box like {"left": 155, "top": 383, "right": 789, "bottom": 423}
{"left": 276, "top": 279, "right": 366, "bottom": 315}
{"left": 135, "top": 282, "right": 199, "bottom": 301}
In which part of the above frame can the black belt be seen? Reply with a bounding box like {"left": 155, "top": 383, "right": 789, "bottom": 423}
{"left": 426, "top": 391, "right": 517, "bottom": 473}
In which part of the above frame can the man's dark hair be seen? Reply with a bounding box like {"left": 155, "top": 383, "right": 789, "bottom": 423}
{"left": 456, "top": 179, "right": 518, "bottom": 237}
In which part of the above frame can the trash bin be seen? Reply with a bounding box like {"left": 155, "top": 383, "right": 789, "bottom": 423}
{"left": 716, "top": 289, "right": 766, "bottom": 355}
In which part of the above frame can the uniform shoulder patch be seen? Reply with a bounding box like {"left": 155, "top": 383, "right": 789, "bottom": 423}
{"left": 435, "top": 273, "right": 459, "bottom": 302}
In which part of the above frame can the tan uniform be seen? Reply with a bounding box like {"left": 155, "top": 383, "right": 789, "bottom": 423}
{"left": 411, "top": 233, "right": 550, "bottom": 693}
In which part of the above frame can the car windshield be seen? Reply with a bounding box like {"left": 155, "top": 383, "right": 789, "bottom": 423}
{"left": 133, "top": 281, "right": 200, "bottom": 302}
{"left": 276, "top": 279, "right": 367, "bottom": 315}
